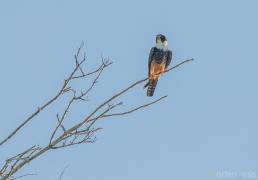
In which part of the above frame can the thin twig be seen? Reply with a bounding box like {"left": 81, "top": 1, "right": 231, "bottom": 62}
{"left": 58, "top": 165, "right": 69, "bottom": 180}
{"left": 11, "top": 173, "right": 37, "bottom": 180}
{"left": 89, "top": 95, "right": 168, "bottom": 121}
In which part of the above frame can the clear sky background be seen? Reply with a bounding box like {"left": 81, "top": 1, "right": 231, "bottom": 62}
{"left": 0, "top": 0, "right": 258, "bottom": 179}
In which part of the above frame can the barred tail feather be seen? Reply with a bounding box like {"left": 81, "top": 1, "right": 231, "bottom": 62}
{"left": 147, "top": 79, "right": 158, "bottom": 97}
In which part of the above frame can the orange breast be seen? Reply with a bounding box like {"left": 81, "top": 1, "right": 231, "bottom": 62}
{"left": 150, "top": 61, "right": 166, "bottom": 80}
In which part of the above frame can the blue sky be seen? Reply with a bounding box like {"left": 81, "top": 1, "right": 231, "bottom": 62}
{"left": 0, "top": 0, "right": 258, "bottom": 179}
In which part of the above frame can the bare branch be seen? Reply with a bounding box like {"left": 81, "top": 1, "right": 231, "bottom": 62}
{"left": 50, "top": 128, "right": 101, "bottom": 149}
{"left": 0, "top": 44, "right": 87, "bottom": 146}
{"left": 49, "top": 58, "right": 110, "bottom": 144}
{"left": 88, "top": 95, "right": 168, "bottom": 122}
{"left": 165, "top": 58, "right": 194, "bottom": 73}
{"left": 72, "top": 60, "right": 112, "bottom": 80}
{"left": 0, "top": 43, "right": 193, "bottom": 179}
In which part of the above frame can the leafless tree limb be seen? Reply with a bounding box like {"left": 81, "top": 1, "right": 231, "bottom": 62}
{"left": 0, "top": 42, "right": 111, "bottom": 147}
{"left": 91, "top": 95, "right": 168, "bottom": 120}
{"left": 0, "top": 43, "right": 193, "bottom": 179}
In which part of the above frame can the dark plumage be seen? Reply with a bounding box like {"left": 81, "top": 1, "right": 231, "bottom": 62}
{"left": 144, "top": 34, "right": 172, "bottom": 97}
{"left": 148, "top": 47, "right": 172, "bottom": 76}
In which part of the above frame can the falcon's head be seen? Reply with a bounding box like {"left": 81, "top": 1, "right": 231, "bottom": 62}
{"left": 156, "top": 34, "right": 168, "bottom": 50}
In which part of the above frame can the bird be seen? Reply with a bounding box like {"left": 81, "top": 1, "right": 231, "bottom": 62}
{"left": 144, "top": 34, "right": 172, "bottom": 97}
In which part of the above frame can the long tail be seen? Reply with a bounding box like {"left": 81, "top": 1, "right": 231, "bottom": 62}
{"left": 147, "top": 79, "right": 158, "bottom": 97}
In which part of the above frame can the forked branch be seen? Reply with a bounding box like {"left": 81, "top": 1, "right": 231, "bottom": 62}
{"left": 0, "top": 44, "right": 193, "bottom": 179}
